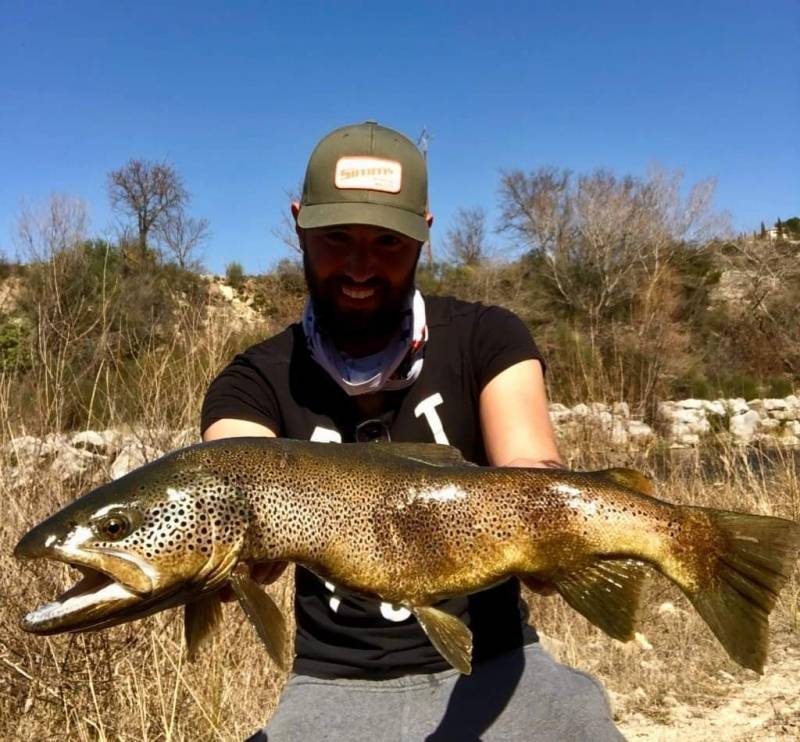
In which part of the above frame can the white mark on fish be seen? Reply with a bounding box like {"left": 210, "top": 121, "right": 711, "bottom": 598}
{"left": 61, "top": 525, "right": 94, "bottom": 552}
{"left": 93, "top": 504, "right": 125, "bottom": 518}
{"left": 551, "top": 483, "right": 598, "bottom": 517}
{"left": 406, "top": 483, "right": 467, "bottom": 505}
{"left": 166, "top": 487, "right": 188, "bottom": 502}
{"left": 44, "top": 535, "right": 56, "bottom": 548}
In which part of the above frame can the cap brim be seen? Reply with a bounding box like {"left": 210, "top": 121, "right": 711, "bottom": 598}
{"left": 297, "top": 202, "right": 429, "bottom": 242}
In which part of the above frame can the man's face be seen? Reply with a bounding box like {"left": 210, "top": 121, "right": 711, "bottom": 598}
{"left": 300, "top": 223, "right": 422, "bottom": 340}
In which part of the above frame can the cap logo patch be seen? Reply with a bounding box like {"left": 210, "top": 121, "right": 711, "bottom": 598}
{"left": 334, "top": 157, "right": 402, "bottom": 193}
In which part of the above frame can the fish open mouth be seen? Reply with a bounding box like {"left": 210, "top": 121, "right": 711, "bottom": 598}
{"left": 21, "top": 564, "right": 143, "bottom": 635}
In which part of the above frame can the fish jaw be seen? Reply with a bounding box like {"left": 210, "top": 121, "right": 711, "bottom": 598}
{"left": 15, "top": 520, "right": 158, "bottom": 634}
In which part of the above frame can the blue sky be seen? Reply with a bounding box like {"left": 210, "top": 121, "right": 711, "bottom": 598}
{"left": 1, "top": 0, "right": 798, "bottom": 274}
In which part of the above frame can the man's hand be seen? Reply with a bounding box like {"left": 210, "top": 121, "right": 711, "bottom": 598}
{"left": 220, "top": 561, "right": 288, "bottom": 602}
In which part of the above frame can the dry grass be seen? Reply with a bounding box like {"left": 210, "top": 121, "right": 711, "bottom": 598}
{"left": 0, "top": 309, "right": 798, "bottom": 740}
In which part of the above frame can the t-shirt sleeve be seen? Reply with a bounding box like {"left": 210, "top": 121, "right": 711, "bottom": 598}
{"left": 200, "top": 352, "right": 283, "bottom": 435}
{"left": 473, "top": 305, "right": 546, "bottom": 391}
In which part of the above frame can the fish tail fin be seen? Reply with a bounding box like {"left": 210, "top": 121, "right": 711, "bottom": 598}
{"left": 680, "top": 509, "right": 800, "bottom": 674}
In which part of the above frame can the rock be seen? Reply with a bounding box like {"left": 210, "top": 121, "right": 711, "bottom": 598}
{"left": 785, "top": 420, "right": 800, "bottom": 437}
{"left": 549, "top": 403, "right": 573, "bottom": 424}
{"left": 748, "top": 399, "right": 765, "bottom": 414}
{"left": 70, "top": 430, "right": 117, "bottom": 454}
{"left": 730, "top": 410, "right": 761, "bottom": 443}
{"left": 571, "top": 403, "right": 589, "bottom": 417}
{"left": 6, "top": 435, "right": 45, "bottom": 461}
{"left": 610, "top": 420, "right": 629, "bottom": 447}
{"left": 764, "top": 398, "right": 788, "bottom": 411}
{"left": 628, "top": 421, "right": 653, "bottom": 441}
{"left": 658, "top": 601, "right": 677, "bottom": 616}
{"left": 110, "top": 443, "right": 162, "bottom": 480}
{"left": 677, "top": 433, "right": 701, "bottom": 447}
{"left": 702, "top": 400, "right": 727, "bottom": 417}
{"left": 678, "top": 398, "right": 705, "bottom": 410}
{"left": 612, "top": 402, "right": 630, "bottom": 418}
{"left": 50, "top": 445, "right": 101, "bottom": 481}
{"left": 760, "top": 418, "right": 781, "bottom": 432}
{"left": 634, "top": 632, "right": 653, "bottom": 651}
{"left": 726, "top": 398, "right": 750, "bottom": 416}
{"left": 589, "top": 402, "right": 609, "bottom": 415}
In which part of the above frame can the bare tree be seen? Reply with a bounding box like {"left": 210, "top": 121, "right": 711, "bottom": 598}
{"left": 107, "top": 159, "right": 187, "bottom": 259}
{"left": 16, "top": 194, "right": 89, "bottom": 261}
{"left": 272, "top": 181, "right": 304, "bottom": 254}
{"left": 498, "top": 166, "right": 724, "bottom": 335}
{"left": 443, "top": 206, "right": 490, "bottom": 267}
{"left": 156, "top": 211, "right": 209, "bottom": 269}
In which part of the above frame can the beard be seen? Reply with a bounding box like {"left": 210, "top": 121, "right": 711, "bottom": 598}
{"left": 302, "top": 250, "right": 420, "bottom": 346}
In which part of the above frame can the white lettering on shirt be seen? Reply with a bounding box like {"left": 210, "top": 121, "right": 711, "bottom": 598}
{"left": 414, "top": 393, "right": 450, "bottom": 444}
{"left": 310, "top": 426, "right": 342, "bottom": 443}
{"left": 380, "top": 602, "right": 412, "bottom": 622}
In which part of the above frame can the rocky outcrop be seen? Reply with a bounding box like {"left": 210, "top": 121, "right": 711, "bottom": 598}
{"left": 3, "top": 429, "right": 196, "bottom": 486}
{"left": 3, "top": 395, "right": 798, "bottom": 488}
{"left": 656, "top": 395, "right": 800, "bottom": 447}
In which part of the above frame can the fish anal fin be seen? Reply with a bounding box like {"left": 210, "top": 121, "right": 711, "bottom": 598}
{"left": 553, "top": 558, "right": 649, "bottom": 641}
{"left": 600, "top": 468, "right": 655, "bottom": 497}
{"left": 184, "top": 591, "right": 223, "bottom": 660}
{"left": 413, "top": 606, "right": 473, "bottom": 674}
{"left": 229, "top": 571, "right": 289, "bottom": 670}
{"left": 367, "top": 442, "right": 475, "bottom": 467}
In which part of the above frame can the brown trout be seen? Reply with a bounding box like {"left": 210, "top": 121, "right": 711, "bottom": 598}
{"left": 14, "top": 438, "right": 800, "bottom": 674}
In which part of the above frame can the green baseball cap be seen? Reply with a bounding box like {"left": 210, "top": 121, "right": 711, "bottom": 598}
{"left": 297, "top": 121, "right": 430, "bottom": 242}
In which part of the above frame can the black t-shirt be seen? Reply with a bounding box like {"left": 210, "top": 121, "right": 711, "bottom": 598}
{"left": 201, "top": 294, "right": 544, "bottom": 678}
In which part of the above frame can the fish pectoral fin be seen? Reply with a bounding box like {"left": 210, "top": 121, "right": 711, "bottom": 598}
{"left": 230, "top": 572, "right": 289, "bottom": 671}
{"left": 597, "top": 468, "right": 655, "bottom": 496}
{"left": 184, "top": 591, "right": 224, "bottom": 660}
{"left": 412, "top": 606, "right": 473, "bottom": 675}
{"left": 552, "top": 558, "right": 649, "bottom": 642}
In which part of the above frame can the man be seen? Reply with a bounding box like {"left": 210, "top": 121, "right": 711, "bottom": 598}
{"left": 201, "top": 122, "right": 622, "bottom": 740}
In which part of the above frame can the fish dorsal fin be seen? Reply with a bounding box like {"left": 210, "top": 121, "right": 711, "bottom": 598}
{"left": 229, "top": 571, "right": 289, "bottom": 670}
{"left": 184, "top": 591, "right": 223, "bottom": 660}
{"left": 412, "top": 605, "right": 473, "bottom": 674}
{"left": 551, "top": 558, "right": 650, "bottom": 641}
{"left": 599, "top": 468, "right": 655, "bottom": 496}
{"left": 370, "top": 442, "right": 476, "bottom": 468}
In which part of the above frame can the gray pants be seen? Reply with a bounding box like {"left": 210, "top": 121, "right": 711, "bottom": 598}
{"left": 247, "top": 643, "right": 623, "bottom": 741}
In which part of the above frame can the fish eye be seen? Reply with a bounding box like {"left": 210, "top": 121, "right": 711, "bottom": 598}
{"left": 96, "top": 515, "right": 131, "bottom": 541}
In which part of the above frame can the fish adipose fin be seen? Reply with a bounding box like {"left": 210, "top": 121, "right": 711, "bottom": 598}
{"left": 184, "top": 592, "right": 223, "bottom": 660}
{"left": 685, "top": 510, "right": 800, "bottom": 674}
{"left": 552, "top": 558, "right": 649, "bottom": 641}
{"left": 230, "top": 571, "right": 289, "bottom": 671}
{"left": 412, "top": 606, "right": 474, "bottom": 674}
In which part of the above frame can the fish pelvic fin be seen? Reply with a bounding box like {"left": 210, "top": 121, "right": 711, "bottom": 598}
{"left": 230, "top": 570, "right": 290, "bottom": 671}
{"left": 551, "top": 558, "right": 650, "bottom": 641}
{"left": 683, "top": 510, "right": 800, "bottom": 674}
{"left": 412, "top": 606, "right": 473, "bottom": 674}
{"left": 184, "top": 591, "right": 223, "bottom": 660}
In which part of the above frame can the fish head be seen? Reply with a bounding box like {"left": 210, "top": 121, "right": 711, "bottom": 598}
{"left": 14, "top": 449, "right": 250, "bottom": 635}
